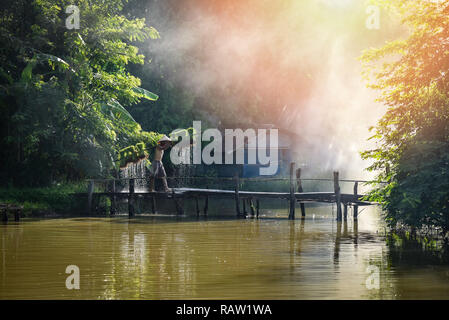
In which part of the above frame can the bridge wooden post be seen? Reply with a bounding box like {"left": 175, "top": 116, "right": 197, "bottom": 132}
{"left": 249, "top": 198, "right": 255, "bottom": 216}
{"left": 256, "top": 199, "right": 260, "bottom": 218}
{"left": 1, "top": 207, "right": 7, "bottom": 222}
{"left": 87, "top": 180, "right": 94, "bottom": 215}
{"left": 14, "top": 208, "right": 20, "bottom": 222}
{"left": 234, "top": 173, "right": 241, "bottom": 216}
{"left": 195, "top": 197, "right": 200, "bottom": 216}
{"left": 333, "top": 172, "right": 342, "bottom": 221}
{"left": 296, "top": 168, "right": 306, "bottom": 218}
{"left": 343, "top": 203, "right": 348, "bottom": 221}
{"left": 289, "top": 162, "right": 296, "bottom": 220}
{"left": 242, "top": 198, "right": 247, "bottom": 214}
{"left": 353, "top": 181, "right": 359, "bottom": 220}
{"left": 128, "top": 179, "right": 135, "bottom": 217}
{"left": 204, "top": 194, "right": 209, "bottom": 215}
{"left": 172, "top": 189, "right": 184, "bottom": 215}
{"left": 152, "top": 195, "right": 156, "bottom": 214}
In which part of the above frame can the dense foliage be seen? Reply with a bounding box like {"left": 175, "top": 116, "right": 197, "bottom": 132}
{"left": 0, "top": 0, "right": 161, "bottom": 186}
{"left": 361, "top": 0, "right": 449, "bottom": 236}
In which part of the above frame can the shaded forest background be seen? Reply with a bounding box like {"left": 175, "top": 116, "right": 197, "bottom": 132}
{"left": 0, "top": 0, "right": 403, "bottom": 187}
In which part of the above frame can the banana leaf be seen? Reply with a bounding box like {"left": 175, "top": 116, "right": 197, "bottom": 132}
{"left": 101, "top": 99, "right": 137, "bottom": 125}
{"left": 132, "top": 87, "right": 158, "bottom": 101}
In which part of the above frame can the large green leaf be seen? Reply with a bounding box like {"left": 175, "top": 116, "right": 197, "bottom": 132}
{"left": 21, "top": 53, "right": 73, "bottom": 83}
{"left": 132, "top": 87, "right": 159, "bottom": 101}
{"left": 101, "top": 99, "right": 137, "bottom": 125}
{"left": 35, "top": 53, "right": 74, "bottom": 72}
{"left": 21, "top": 60, "right": 35, "bottom": 82}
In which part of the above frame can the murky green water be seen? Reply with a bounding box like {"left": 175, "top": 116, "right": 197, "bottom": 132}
{"left": 1, "top": 205, "right": 449, "bottom": 299}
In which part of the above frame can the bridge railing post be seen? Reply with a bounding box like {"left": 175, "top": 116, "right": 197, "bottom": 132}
{"left": 249, "top": 198, "right": 255, "bottom": 216}
{"left": 234, "top": 173, "right": 241, "bottom": 216}
{"left": 333, "top": 172, "right": 342, "bottom": 221}
{"left": 353, "top": 181, "right": 359, "bottom": 220}
{"left": 296, "top": 168, "right": 306, "bottom": 218}
{"left": 172, "top": 189, "right": 184, "bottom": 215}
{"left": 242, "top": 197, "right": 247, "bottom": 214}
{"left": 256, "top": 199, "right": 260, "bottom": 218}
{"left": 110, "top": 180, "right": 117, "bottom": 216}
{"left": 344, "top": 203, "right": 348, "bottom": 221}
{"left": 14, "top": 208, "right": 21, "bottom": 222}
{"left": 87, "top": 180, "right": 94, "bottom": 215}
{"left": 204, "top": 189, "right": 209, "bottom": 216}
{"left": 128, "top": 178, "right": 135, "bottom": 218}
{"left": 1, "top": 206, "right": 7, "bottom": 222}
{"left": 152, "top": 195, "right": 156, "bottom": 214}
{"left": 195, "top": 197, "right": 200, "bottom": 217}
{"left": 288, "top": 162, "right": 296, "bottom": 220}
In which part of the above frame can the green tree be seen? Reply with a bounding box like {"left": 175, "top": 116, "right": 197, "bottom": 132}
{"left": 361, "top": 0, "right": 449, "bottom": 236}
{"left": 0, "top": 0, "right": 160, "bottom": 185}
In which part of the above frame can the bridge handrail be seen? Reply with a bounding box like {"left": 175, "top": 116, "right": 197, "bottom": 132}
{"left": 85, "top": 176, "right": 385, "bottom": 184}
{"left": 85, "top": 165, "right": 380, "bottom": 220}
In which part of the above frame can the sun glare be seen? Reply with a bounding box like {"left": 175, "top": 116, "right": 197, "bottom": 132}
{"left": 320, "top": 0, "right": 354, "bottom": 8}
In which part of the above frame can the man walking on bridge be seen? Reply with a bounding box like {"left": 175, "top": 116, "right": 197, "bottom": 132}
{"left": 148, "top": 135, "right": 172, "bottom": 193}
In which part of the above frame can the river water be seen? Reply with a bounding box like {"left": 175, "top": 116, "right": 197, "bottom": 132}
{"left": 1, "top": 205, "right": 449, "bottom": 299}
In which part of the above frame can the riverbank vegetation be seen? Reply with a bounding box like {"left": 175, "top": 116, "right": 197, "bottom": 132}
{"left": 0, "top": 183, "right": 86, "bottom": 215}
{"left": 361, "top": 0, "right": 449, "bottom": 239}
{"left": 0, "top": 0, "right": 162, "bottom": 187}
{"left": 0, "top": 0, "right": 168, "bottom": 211}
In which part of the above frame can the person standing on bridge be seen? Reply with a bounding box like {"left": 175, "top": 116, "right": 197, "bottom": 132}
{"left": 148, "top": 135, "right": 172, "bottom": 193}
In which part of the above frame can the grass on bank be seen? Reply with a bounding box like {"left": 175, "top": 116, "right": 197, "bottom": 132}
{"left": 0, "top": 183, "right": 87, "bottom": 216}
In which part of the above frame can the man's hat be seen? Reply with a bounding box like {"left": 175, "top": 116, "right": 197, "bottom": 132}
{"left": 158, "top": 135, "right": 172, "bottom": 144}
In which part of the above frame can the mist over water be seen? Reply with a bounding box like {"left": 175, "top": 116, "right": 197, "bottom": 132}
{"left": 138, "top": 0, "right": 404, "bottom": 178}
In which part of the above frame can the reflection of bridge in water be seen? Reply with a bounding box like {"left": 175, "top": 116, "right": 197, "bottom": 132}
{"left": 86, "top": 162, "right": 378, "bottom": 221}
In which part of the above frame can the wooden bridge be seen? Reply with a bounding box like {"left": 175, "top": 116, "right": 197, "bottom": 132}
{"left": 87, "top": 163, "right": 377, "bottom": 221}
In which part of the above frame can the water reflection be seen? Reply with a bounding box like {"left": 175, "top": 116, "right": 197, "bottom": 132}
{"left": 1, "top": 206, "right": 449, "bottom": 299}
